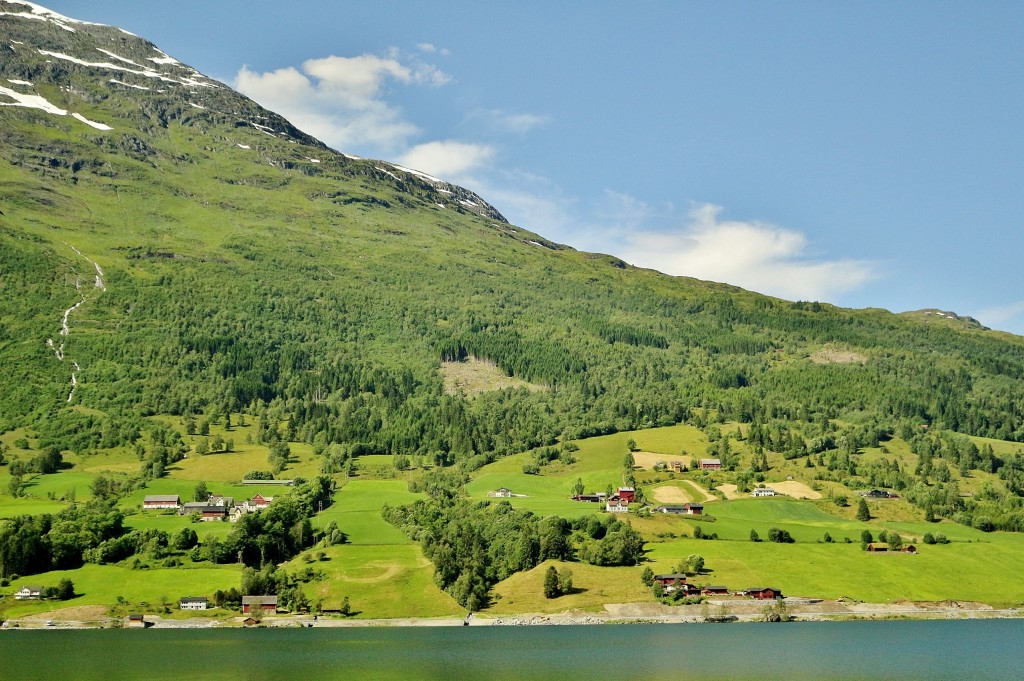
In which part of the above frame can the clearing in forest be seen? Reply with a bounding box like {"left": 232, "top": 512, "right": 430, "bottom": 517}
{"left": 631, "top": 451, "right": 690, "bottom": 470}
{"left": 441, "top": 357, "right": 547, "bottom": 395}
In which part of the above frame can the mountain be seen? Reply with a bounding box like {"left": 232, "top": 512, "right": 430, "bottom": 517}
{"left": 10, "top": 4, "right": 1024, "bottom": 617}
{"left": 2, "top": 1, "right": 1024, "bottom": 463}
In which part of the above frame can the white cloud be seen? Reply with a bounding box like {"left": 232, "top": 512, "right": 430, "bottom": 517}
{"left": 416, "top": 43, "right": 450, "bottom": 56}
{"left": 234, "top": 51, "right": 450, "bottom": 154}
{"left": 467, "top": 108, "right": 548, "bottom": 134}
{"left": 615, "top": 203, "right": 879, "bottom": 301}
{"left": 397, "top": 140, "right": 495, "bottom": 179}
{"left": 475, "top": 176, "right": 578, "bottom": 236}
{"left": 975, "top": 300, "right": 1024, "bottom": 331}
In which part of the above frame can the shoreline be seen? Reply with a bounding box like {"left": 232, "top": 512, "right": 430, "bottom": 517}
{"left": 4, "top": 599, "right": 1021, "bottom": 630}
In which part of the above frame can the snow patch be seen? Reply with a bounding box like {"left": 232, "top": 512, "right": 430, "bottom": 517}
{"left": 390, "top": 163, "right": 442, "bottom": 183}
{"left": 149, "top": 49, "right": 179, "bottom": 65}
{"left": 72, "top": 112, "right": 111, "bottom": 130}
{"left": 5, "top": 1, "right": 99, "bottom": 26}
{"left": 0, "top": 84, "right": 67, "bottom": 114}
{"left": 96, "top": 48, "right": 141, "bottom": 67}
{"left": 307, "top": 158, "right": 321, "bottom": 163}
{"left": 459, "top": 199, "right": 479, "bottom": 208}
{"left": 38, "top": 50, "right": 217, "bottom": 88}
{"left": 6, "top": 78, "right": 33, "bottom": 86}
{"left": 189, "top": 102, "right": 206, "bottom": 110}
{"left": 236, "top": 143, "right": 251, "bottom": 149}
{"left": 109, "top": 78, "right": 150, "bottom": 91}
{"left": 375, "top": 166, "right": 400, "bottom": 181}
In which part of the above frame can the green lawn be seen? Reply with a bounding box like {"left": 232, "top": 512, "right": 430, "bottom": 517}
{"left": 0, "top": 563, "right": 241, "bottom": 618}
{"left": 288, "top": 544, "right": 462, "bottom": 618}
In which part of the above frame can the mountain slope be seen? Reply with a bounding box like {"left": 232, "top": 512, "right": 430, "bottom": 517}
{"left": 2, "top": 0, "right": 1024, "bottom": 471}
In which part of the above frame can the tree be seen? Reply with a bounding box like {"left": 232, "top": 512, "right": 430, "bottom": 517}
{"left": 543, "top": 565, "right": 560, "bottom": 598}
{"left": 856, "top": 497, "right": 871, "bottom": 521}
{"left": 749, "top": 529, "right": 761, "bottom": 542}
{"left": 558, "top": 568, "right": 573, "bottom": 595}
{"left": 7, "top": 474, "right": 23, "bottom": 498}
{"left": 762, "top": 598, "right": 790, "bottom": 622}
{"left": 194, "top": 437, "right": 209, "bottom": 456}
{"left": 860, "top": 529, "right": 873, "bottom": 544}
{"left": 193, "top": 481, "right": 209, "bottom": 502}
{"left": 626, "top": 438, "right": 638, "bottom": 453}
{"left": 687, "top": 554, "right": 705, "bottom": 574}
{"left": 572, "top": 478, "right": 585, "bottom": 497}
{"left": 55, "top": 578, "right": 75, "bottom": 600}
{"left": 641, "top": 566, "right": 654, "bottom": 586}
{"left": 172, "top": 527, "right": 199, "bottom": 551}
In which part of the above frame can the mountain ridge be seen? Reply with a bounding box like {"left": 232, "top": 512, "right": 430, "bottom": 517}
{"left": 1, "top": 1, "right": 1023, "bottom": 462}
{"left": 0, "top": 0, "right": 509, "bottom": 224}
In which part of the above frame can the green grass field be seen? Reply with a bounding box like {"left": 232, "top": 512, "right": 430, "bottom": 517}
{"left": 5, "top": 421, "right": 1024, "bottom": 617}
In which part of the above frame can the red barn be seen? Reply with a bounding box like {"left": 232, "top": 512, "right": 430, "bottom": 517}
{"left": 745, "top": 587, "right": 783, "bottom": 600}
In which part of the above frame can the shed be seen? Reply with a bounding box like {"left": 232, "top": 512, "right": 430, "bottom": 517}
{"left": 242, "top": 595, "right": 278, "bottom": 614}
{"left": 653, "top": 574, "right": 688, "bottom": 587}
{"left": 143, "top": 495, "right": 181, "bottom": 510}
{"left": 745, "top": 587, "right": 783, "bottom": 600}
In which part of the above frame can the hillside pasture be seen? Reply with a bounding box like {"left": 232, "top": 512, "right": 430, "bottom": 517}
{"left": 0, "top": 563, "right": 241, "bottom": 618}
{"left": 293, "top": 544, "right": 462, "bottom": 618}
{"left": 488, "top": 560, "right": 652, "bottom": 615}
{"left": 170, "top": 441, "right": 320, "bottom": 482}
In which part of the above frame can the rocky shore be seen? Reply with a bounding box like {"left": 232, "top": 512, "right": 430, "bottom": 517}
{"left": 3, "top": 599, "right": 1020, "bottom": 630}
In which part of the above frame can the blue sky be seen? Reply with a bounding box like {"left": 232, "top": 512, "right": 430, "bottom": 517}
{"left": 40, "top": 1, "right": 1024, "bottom": 335}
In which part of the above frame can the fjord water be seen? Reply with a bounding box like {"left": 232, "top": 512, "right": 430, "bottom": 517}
{"left": 2, "top": 620, "right": 1023, "bottom": 681}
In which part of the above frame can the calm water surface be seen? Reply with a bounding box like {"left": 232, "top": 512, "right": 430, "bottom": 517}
{"left": 2, "top": 619, "right": 1023, "bottom": 681}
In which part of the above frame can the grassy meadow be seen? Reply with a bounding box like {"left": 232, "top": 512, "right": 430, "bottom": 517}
{"left": 4, "top": 419, "right": 1024, "bottom": 620}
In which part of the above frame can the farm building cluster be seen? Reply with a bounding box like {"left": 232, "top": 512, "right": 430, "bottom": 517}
{"left": 142, "top": 493, "right": 274, "bottom": 521}
{"left": 652, "top": 574, "right": 783, "bottom": 600}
